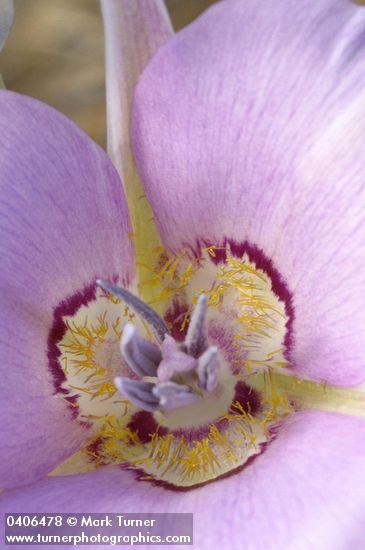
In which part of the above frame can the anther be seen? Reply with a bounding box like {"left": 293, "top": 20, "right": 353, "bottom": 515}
{"left": 197, "top": 346, "right": 219, "bottom": 393}
{"left": 153, "top": 381, "right": 197, "bottom": 410}
{"left": 96, "top": 279, "right": 168, "bottom": 341}
{"left": 185, "top": 294, "right": 208, "bottom": 358}
{"left": 121, "top": 323, "right": 161, "bottom": 377}
{"left": 114, "top": 377, "right": 160, "bottom": 412}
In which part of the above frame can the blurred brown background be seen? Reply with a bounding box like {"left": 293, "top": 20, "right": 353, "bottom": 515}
{"left": 0, "top": 0, "right": 217, "bottom": 148}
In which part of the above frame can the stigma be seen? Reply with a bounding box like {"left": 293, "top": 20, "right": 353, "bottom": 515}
{"left": 97, "top": 280, "right": 220, "bottom": 413}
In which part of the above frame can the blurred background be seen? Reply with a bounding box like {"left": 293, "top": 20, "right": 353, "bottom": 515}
{"left": 0, "top": 0, "right": 217, "bottom": 148}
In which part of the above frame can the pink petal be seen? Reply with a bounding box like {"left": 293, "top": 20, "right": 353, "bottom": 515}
{"left": 0, "top": 91, "right": 133, "bottom": 488}
{"left": 132, "top": 0, "right": 365, "bottom": 385}
{"left": 2, "top": 411, "right": 365, "bottom": 548}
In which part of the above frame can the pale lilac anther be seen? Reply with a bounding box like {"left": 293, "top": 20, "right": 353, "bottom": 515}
{"left": 121, "top": 323, "right": 161, "bottom": 377}
{"left": 96, "top": 279, "right": 168, "bottom": 341}
{"left": 197, "top": 346, "right": 219, "bottom": 393}
{"left": 114, "top": 377, "right": 159, "bottom": 412}
{"left": 185, "top": 294, "right": 208, "bottom": 358}
{"left": 152, "top": 381, "right": 197, "bottom": 410}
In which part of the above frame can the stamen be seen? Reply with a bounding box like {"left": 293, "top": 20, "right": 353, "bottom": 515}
{"left": 121, "top": 323, "right": 161, "bottom": 377}
{"left": 96, "top": 280, "right": 168, "bottom": 341}
{"left": 185, "top": 294, "right": 208, "bottom": 358}
{"left": 115, "top": 377, "right": 159, "bottom": 412}
{"left": 153, "top": 382, "right": 197, "bottom": 410}
{"left": 197, "top": 346, "right": 219, "bottom": 393}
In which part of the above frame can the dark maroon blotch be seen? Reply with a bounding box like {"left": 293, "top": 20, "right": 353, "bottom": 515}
{"left": 127, "top": 411, "right": 168, "bottom": 444}
{"left": 163, "top": 300, "right": 189, "bottom": 342}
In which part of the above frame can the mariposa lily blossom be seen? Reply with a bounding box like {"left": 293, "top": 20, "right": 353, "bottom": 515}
{"left": 2, "top": 0, "right": 365, "bottom": 548}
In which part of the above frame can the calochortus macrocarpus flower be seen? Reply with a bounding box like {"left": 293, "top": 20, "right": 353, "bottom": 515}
{"left": 2, "top": 0, "right": 365, "bottom": 548}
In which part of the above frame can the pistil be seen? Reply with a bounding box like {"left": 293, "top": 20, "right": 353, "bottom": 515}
{"left": 96, "top": 280, "right": 222, "bottom": 412}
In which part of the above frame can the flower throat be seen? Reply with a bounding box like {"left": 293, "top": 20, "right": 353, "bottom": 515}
{"left": 52, "top": 243, "right": 292, "bottom": 488}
